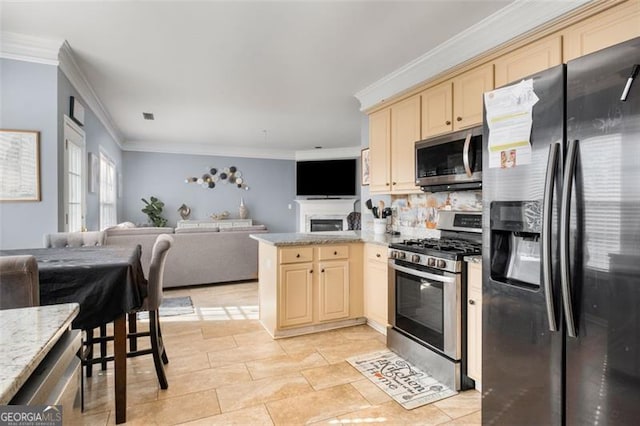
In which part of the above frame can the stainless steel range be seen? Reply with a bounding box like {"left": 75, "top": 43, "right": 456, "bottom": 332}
{"left": 387, "top": 210, "right": 481, "bottom": 391}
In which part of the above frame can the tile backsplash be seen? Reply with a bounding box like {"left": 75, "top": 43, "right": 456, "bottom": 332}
{"left": 391, "top": 191, "right": 482, "bottom": 237}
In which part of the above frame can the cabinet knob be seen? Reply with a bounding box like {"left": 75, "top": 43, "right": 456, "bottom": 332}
{"left": 446, "top": 120, "right": 451, "bottom": 125}
{"left": 310, "top": 269, "right": 313, "bottom": 274}
{"left": 469, "top": 299, "right": 476, "bottom": 305}
{"left": 296, "top": 253, "right": 300, "bottom": 258}
{"left": 321, "top": 269, "right": 325, "bottom": 273}
{"left": 376, "top": 253, "right": 381, "bottom": 258}
{"left": 386, "top": 182, "right": 390, "bottom": 186}
{"left": 392, "top": 182, "right": 397, "bottom": 185}
{"left": 334, "top": 251, "right": 338, "bottom": 255}
{"left": 456, "top": 116, "right": 463, "bottom": 122}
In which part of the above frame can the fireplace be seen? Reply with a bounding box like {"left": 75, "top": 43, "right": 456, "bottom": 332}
{"left": 309, "top": 218, "right": 344, "bottom": 232}
{"left": 295, "top": 199, "right": 356, "bottom": 232}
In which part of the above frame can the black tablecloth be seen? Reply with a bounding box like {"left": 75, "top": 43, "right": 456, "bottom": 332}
{"left": 0, "top": 246, "right": 147, "bottom": 329}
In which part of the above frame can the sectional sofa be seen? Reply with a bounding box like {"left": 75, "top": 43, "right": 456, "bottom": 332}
{"left": 104, "top": 224, "right": 268, "bottom": 288}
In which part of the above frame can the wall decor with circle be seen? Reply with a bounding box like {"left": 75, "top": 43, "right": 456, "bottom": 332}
{"left": 184, "top": 166, "right": 249, "bottom": 190}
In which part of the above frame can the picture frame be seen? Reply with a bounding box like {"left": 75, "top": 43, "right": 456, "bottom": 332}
{"left": 89, "top": 152, "right": 99, "bottom": 193}
{"left": 70, "top": 96, "right": 85, "bottom": 126}
{"left": 0, "top": 129, "right": 41, "bottom": 201}
{"left": 361, "top": 148, "right": 370, "bottom": 186}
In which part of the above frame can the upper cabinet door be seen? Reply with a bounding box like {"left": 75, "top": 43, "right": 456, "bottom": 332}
{"left": 562, "top": 1, "right": 640, "bottom": 62}
{"left": 421, "top": 82, "right": 453, "bottom": 139}
{"left": 452, "top": 64, "right": 494, "bottom": 130}
{"left": 391, "top": 95, "right": 422, "bottom": 193}
{"left": 495, "top": 35, "right": 562, "bottom": 87}
{"left": 368, "top": 108, "right": 392, "bottom": 193}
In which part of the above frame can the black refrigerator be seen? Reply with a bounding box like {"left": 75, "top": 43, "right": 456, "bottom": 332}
{"left": 482, "top": 36, "right": 640, "bottom": 425}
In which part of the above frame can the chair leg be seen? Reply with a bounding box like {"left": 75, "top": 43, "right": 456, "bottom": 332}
{"left": 99, "top": 324, "right": 108, "bottom": 371}
{"left": 149, "top": 310, "right": 169, "bottom": 389}
{"left": 128, "top": 312, "right": 138, "bottom": 352}
{"left": 157, "top": 318, "right": 169, "bottom": 365}
{"left": 85, "top": 328, "right": 94, "bottom": 378}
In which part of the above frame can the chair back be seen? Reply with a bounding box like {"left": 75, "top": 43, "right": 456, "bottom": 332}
{"left": 43, "top": 231, "right": 106, "bottom": 248}
{"left": 0, "top": 255, "right": 40, "bottom": 309}
{"left": 147, "top": 234, "right": 174, "bottom": 310}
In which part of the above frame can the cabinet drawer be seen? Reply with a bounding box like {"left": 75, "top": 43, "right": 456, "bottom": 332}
{"left": 364, "top": 243, "right": 387, "bottom": 264}
{"left": 317, "top": 245, "right": 349, "bottom": 260}
{"left": 280, "top": 247, "right": 314, "bottom": 264}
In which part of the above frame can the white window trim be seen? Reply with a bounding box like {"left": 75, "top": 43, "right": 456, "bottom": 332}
{"left": 63, "top": 115, "right": 86, "bottom": 232}
{"left": 99, "top": 149, "right": 117, "bottom": 230}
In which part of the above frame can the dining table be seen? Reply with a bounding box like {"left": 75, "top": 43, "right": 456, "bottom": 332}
{"left": 0, "top": 245, "right": 147, "bottom": 424}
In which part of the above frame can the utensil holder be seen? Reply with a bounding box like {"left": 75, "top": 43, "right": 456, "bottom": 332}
{"left": 373, "top": 218, "right": 386, "bottom": 235}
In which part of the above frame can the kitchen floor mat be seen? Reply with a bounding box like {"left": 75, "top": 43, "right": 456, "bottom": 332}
{"left": 347, "top": 349, "right": 458, "bottom": 410}
{"left": 137, "top": 296, "right": 194, "bottom": 318}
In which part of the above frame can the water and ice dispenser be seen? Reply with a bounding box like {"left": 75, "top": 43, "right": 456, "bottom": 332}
{"left": 490, "top": 201, "right": 542, "bottom": 288}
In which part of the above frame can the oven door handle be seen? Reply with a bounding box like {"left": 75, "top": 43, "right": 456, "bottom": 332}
{"left": 389, "top": 262, "right": 456, "bottom": 283}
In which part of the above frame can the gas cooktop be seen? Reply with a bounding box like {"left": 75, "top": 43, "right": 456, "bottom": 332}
{"left": 391, "top": 237, "right": 482, "bottom": 255}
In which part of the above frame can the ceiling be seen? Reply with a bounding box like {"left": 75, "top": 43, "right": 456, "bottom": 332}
{"left": 3, "top": 1, "right": 521, "bottom": 158}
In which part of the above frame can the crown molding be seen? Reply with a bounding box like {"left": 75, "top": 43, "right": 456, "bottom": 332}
{"left": 122, "top": 140, "right": 297, "bottom": 160}
{"left": 0, "top": 31, "right": 62, "bottom": 65}
{"left": 295, "top": 146, "right": 361, "bottom": 161}
{"left": 354, "top": 0, "right": 590, "bottom": 111}
{"left": 58, "top": 41, "right": 124, "bottom": 148}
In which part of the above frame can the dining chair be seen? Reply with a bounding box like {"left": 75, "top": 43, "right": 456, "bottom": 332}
{"left": 43, "top": 231, "right": 106, "bottom": 248}
{"left": 43, "top": 230, "right": 108, "bottom": 377}
{"left": 125, "top": 234, "right": 174, "bottom": 388}
{"left": 0, "top": 255, "right": 39, "bottom": 309}
{"left": 84, "top": 234, "right": 174, "bottom": 389}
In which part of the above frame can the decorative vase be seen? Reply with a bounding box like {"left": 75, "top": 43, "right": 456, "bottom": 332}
{"left": 239, "top": 198, "right": 249, "bottom": 219}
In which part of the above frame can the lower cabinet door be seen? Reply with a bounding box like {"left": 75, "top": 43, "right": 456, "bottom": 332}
{"left": 318, "top": 260, "right": 350, "bottom": 322}
{"left": 364, "top": 256, "right": 388, "bottom": 327}
{"left": 279, "top": 263, "right": 314, "bottom": 328}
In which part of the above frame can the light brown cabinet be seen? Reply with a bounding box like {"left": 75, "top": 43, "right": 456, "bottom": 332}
{"left": 369, "top": 97, "right": 421, "bottom": 194}
{"left": 562, "top": 1, "right": 640, "bottom": 62}
{"left": 363, "top": 243, "right": 389, "bottom": 332}
{"left": 258, "top": 242, "right": 364, "bottom": 337}
{"left": 494, "top": 35, "right": 562, "bottom": 87}
{"left": 420, "top": 65, "right": 494, "bottom": 139}
{"left": 466, "top": 261, "right": 482, "bottom": 384}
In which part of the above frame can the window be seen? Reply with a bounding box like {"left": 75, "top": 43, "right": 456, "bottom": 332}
{"left": 100, "top": 152, "right": 117, "bottom": 230}
{"left": 64, "top": 116, "right": 86, "bottom": 232}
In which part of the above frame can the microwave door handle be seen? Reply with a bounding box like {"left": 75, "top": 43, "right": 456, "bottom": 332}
{"left": 542, "top": 143, "right": 559, "bottom": 332}
{"left": 463, "top": 132, "right": 473, "bottom": 177}
{"left": 560, "top": 139, "right": 578, "bottom": 338}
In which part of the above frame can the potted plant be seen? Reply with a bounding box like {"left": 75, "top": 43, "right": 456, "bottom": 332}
{"left": 141, "top": 196, "right": 167, "bottom": 227}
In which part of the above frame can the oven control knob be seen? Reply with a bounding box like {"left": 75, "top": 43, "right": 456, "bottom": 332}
{"left": 389, "top": 251, "right": 397, "bottom": 259}
{"left": 397, "top": 251, "right": 406, "bottom": 260}
{"left": 411, "top": 254, "right": 421, "bottom": 263}
{"left": 427, "top": 257, "right": 436, "bottom": 267}
{"left": 437, "top": 259, "right": 447, "bottom": 269}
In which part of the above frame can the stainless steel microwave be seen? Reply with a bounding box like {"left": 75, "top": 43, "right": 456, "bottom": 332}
{"left": 415, "top": 126, "right": 483, "bottom": 192}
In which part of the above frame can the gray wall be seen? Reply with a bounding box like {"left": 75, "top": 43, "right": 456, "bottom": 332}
{"left": 57, "top": 70, "right": 124, "bottom": 231}
{"left": 122, "top": 151, "right": 297, "bottom": 233}
{"left": 0, "top": 59, "right": 59, "bottom": 249}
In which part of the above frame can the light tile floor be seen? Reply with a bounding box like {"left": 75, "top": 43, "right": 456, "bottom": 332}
{"left": 79, "top": 281, "right": 481, "bottom": 425}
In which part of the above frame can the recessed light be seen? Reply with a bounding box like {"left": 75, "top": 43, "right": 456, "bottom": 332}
{"left": 142, "top": 112, "right": 155, "bottom": 120}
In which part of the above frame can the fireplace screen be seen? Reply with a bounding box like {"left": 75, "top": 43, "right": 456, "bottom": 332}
{"left": 310, "top": 219, "right": 343, "bottom": 232}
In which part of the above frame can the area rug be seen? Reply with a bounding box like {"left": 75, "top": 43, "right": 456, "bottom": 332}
{"left": 347, "top": 350, "right": 457, "bottom": 410}
{"left": 137, "top": 296, "right": 194, "bottom": 319}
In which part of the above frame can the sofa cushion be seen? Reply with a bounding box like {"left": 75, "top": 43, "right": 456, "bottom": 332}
{"left": 219, "top": 225, "right": 267, "bottom": 232}
{"left": 175, "top": 227, "right": 219, "bottom": 234}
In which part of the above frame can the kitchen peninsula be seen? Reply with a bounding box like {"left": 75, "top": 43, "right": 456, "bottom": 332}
{"left": 251, "top": 232, "right": 401, "bottom": 338}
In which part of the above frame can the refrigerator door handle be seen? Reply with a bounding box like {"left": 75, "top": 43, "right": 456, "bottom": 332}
{"left": 542, "top": 142, "right": 560, "bottom": 332}
{"left": 620, "top": 64, "right": 639, "bottom": 101}
{"left": 462, "top": 132, "right": 473, "bottom": 177}
{"left": 561, "top": 139, "right": 578, "bottom": 338}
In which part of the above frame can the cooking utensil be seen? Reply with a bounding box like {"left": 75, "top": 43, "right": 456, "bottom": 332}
{"left": 372, "top": 207, "right": 379, "bottom": 218}
{"left": 378, "top": 200, "right": 385, "bottom": 214}
{"left": 365, "top": 199, "right": 373, "bottom": 211}
{"left": 382, "top": 207, "right": 393, "bottom": 218}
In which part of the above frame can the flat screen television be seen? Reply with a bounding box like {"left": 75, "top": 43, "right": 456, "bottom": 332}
{"left": 296, "top": 159, "right": 356, "bottom": 197}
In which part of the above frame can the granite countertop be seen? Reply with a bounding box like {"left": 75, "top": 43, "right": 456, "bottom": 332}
{"left": 0, "top": 303, "right": 79, "bottom": 404}
{"left": 250, "top": 231, "right": 405, "bottom": 247}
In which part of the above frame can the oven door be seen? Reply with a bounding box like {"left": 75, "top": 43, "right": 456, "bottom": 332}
{"left": 389, "top": 261, "right": 461, "bottom": 360}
